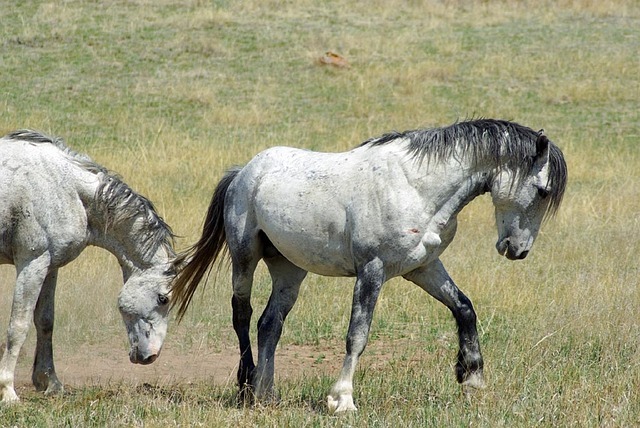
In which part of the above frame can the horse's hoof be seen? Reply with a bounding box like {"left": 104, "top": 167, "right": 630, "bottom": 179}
{"left": 462, "top": 371, "right": 486, "bottom": 390}
{"left": 1, "top": 388, "right": 20, "bottom": 404}
{"left": 34, "top": 372, "right": 64, "bottom": 396}
{"left": 461, "top": 371, "right": 486, "bottom": 398}
{"left": 44, "top": 382, "right": 64, "bottom": 396}
{"left": 255, "top": 390, "right": 280, "bottom": 407}
{"left": 236, "top": 385, "right": 255, "bottom": 406}
{"left": 327, "top": 394, "right": 357, "bottom": 414}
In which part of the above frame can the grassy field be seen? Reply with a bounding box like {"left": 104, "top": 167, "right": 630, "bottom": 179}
{"left": 1, "top": 0, "right": 639, "bottom": 426}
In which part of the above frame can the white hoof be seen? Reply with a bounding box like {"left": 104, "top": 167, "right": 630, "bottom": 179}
{"left": 462, "top": 371, "right": 486, "bottom": 397}
{"left": 462, "top": 371, "right": 486, "bottom": 389}
{"left": 327, "top": 393, "right": 357, "bottom": 414}
{"left": 2, "top": 387, "right": 20, "bottom": 404}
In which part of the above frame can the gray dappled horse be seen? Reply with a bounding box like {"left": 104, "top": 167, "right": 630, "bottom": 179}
{"left": 0, "top": 131, "right": 176, "bottom": 403}
{"left": 172, "top": 119, "right": 567, "bottom": 413}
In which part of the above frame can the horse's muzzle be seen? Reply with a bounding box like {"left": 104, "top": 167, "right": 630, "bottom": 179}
{"left": 129, "top": 349, "right": 159, "bottom": 365}
{"left": 505, "top": 249, "right": 529, "bottom": 260}
{"left": 496, "top": 238, "right": 529, "bottom": 260}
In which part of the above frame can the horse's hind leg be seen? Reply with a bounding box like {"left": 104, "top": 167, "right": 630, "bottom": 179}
{"left": 32, "top": 269, "right": 63, "bottom": 395}
{"left": 403, "top": 259, "right": 485, "bottom": 391}
{"left": 253, "top": 253, "right": 306, "bottom": 402}
{"left": 231, "top": 254, "right": 259, "bottom": 401}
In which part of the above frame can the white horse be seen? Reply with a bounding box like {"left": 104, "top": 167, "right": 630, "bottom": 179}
{"left": 171, "top": 119, "right": 567, "bottom": 413}
{"left": 0, "top": 130, "right": 176, "bottom": 403}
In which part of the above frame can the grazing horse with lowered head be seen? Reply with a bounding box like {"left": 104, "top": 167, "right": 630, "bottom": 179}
{"left": 0, "top": 130, "right": 176, "bottom": 403}
{"left": 171, "top": 119, "right": 567, "bottom": 413}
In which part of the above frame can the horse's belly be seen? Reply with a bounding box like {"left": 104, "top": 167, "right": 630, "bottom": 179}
{"left": 254, "top": 195, "right": 437, "bottom": 278}
{"left": 284, "top": 250, "right": 355, "bottom": 277}
{"left": 262, "top": 224, "right": 356, "bottom": 277}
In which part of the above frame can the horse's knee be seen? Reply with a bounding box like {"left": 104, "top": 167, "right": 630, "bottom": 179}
{"left": 459, "top": 305, "right": 476, "bottom": 322}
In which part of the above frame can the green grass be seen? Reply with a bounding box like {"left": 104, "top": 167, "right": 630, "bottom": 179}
{"left": 1, "top": 0, "right": 640, "bottom": 426}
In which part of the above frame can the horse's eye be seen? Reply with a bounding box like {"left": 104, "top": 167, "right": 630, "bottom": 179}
{"left": 158, "top": 294, "right": 169, "bottom": 306}
{"left": 537, "top": 187, "right": 550, "bottom": 199}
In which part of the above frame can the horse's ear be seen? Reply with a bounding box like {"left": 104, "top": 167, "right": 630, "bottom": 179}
{"left": 536, "top": 130, "right": 549, "bottom": 158}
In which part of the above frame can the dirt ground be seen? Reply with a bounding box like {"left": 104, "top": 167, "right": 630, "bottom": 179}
{"left": 11, "top": 337, "right": 350, "bottom": 393}
{"left": 11, "top": 333, "right": 434, "bottom": 396}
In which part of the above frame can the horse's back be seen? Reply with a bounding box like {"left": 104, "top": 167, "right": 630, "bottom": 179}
{"left": 0, "top": 138, "right": 93, "bottom": 266}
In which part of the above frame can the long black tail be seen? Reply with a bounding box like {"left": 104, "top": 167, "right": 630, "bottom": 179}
{"left": 171, "top": 167, "right": 242, "bottom": 321}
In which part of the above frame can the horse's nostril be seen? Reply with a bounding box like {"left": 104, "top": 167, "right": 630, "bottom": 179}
{"left": 141, "top": 354, "right": 158, "bottom": 365}
{"left": 517, "top": 250, "right": 529, "bottom": 260}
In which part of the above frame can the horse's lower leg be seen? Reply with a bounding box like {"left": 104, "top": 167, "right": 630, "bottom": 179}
{"left": 404, "top": 260, "right": 484, "bottom": 390}
{"left": 253, "top": 257, "right": 305, "bottom": 402}
{"left": 0, "top": 318, "right": 30, "bottom": 402}
{"left": 328, "top": 260, "right": 385, "bottom": 414}
{"left": 229, "top": 232, "right": 263, "bottom": 402}
{"left": 32, "top": 269, "right": 63, "bottom": 394}
{"left": 1, "top": 259, "right": 48, "bottom": 402}
{"left": 452, "top": 297, "right": 484, "bottom": 389}
{"left": 327, "top": 301, "right": 380, "bottom": 413}
{"left": 232, "top": 293, "right": 254, "bottom": 398}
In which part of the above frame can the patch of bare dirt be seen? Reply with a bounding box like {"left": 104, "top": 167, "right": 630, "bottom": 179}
{"left": 11, "top": 333, "right": 441, "bottom": 395}
{"left": 12, "top": 337, "right": 349, "bottom": 391}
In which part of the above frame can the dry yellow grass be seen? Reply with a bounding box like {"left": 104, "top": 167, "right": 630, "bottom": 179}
{"left": 1, "top": 0, "right": 639, "bottom": 425}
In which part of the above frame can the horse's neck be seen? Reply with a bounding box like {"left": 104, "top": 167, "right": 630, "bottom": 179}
{"left": 82, "top": 179, "right": 165, "bottom": 278}
{"left": 429, "top": 170, "right": 489, "bottom": 226}
{"left": 94, "top": 217, "right": 157, "bottom": 268}
{"left": 358, "top": 142, "right": 492, "bottom": 221}
{"left": 90, "top": 216, "right": 167, "bottom": 279}
{"left": 402, "top": 153, "right": 491, "bottom": 230}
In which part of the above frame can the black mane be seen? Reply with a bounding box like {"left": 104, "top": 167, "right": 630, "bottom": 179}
{"left": 362, "top": 119, "right": 567, "bottom": 216}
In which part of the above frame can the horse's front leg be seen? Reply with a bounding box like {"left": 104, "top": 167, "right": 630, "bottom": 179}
{"left": 32, "top": 268, "right": 63, "bottom": 395}
{"left": 0, "top": 255, "right": 50, "bottom": 403}
{"left": 327, "top": 258, "right": 385, "bottom": 414}
{"left": 404, "top": 259, "right": 485, "bottom": 390}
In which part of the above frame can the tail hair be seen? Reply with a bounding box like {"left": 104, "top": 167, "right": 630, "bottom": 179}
{"left": 170, "top": 166, "right": 242, "bottom": 321}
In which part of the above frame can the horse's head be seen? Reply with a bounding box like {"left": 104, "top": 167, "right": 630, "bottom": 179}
{"left": 490, "top": 132, "right": 566, "bottom": 260}
{"left": 118, "top": 263, "right": 175, "bottom": 364}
